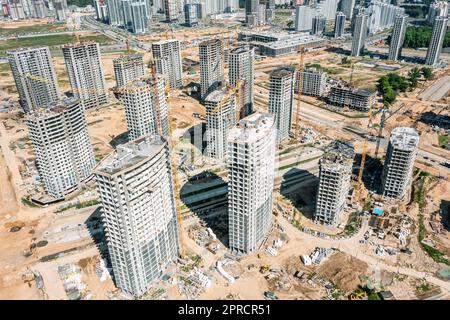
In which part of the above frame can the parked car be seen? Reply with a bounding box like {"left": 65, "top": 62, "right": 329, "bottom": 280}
{"left": 264, "top": 291, "right": 279, "bottom": 300}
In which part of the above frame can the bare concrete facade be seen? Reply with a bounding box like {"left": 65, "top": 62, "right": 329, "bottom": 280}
{"left": 314, "top": 140, "right": 354, "bottom": 226}
{"left": 381, "top": 127, "right": 419, "bottom": 200}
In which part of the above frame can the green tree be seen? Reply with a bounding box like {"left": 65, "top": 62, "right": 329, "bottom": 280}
{"left": 409, "top": 67, "right": 421, "bottom": 89}
{"left": 377, "top": 73, "right": 410, "bottom": 105}
{"left": 287, "top": 20, "right": 294, "bottom": 29}
{"left": 384, "top": 87, "right": 396, "bottom": 105}
{"left": 404, "top": 7, "right": 421, "bottom": 18}
{"left": 67, "top": 0, "right": 92, "bottom": 7}
{"left": 421, "top": 67, "right": 433, "bottom": 80}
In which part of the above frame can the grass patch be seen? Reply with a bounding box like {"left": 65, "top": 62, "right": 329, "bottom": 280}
{"left": 342, "top": 212, "right": 359, "bottom": 236}
{"left": 55, "top": 199, "right": 99, "bottom": 213}
{"left": 279, "top": 146, "right": 295, "bottom": 156}
{"left": 0, "top": 63, "right": 11, "bottom": 73}
{"left": 438, "top": 134, "right": 449, "bottom": 147}
{"left": 278, "top": 155, "right": 321, "bottom": 171}
{"left": 305, "top": 63, "right": 343, "bottom": 75}
{"left": 314, "top": 103, "right": 370, "bottom": 118}
{"left": 413, "top": 170, "right": 428, "bottom": 210}
{"left": 418, "top": 215, "right": 450, "bottom": 266}
{"left": 21, "top": 197, "right": 40, "bottom": 208}
{"left": 0, "top": 33, "right": 114, "bottom": 54}
{"left": 0, "top": 23, "right": 66, "bottom": 37}
{"left": 416, "top": 282, "right": 431, "bottom": 293}
{"left": 415, "top": 173, "right": 450, "bottom": 266}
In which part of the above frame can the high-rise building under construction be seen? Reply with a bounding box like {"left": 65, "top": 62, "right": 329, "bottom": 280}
{"left": 381, "top": 127, "right": 419, "bottom": 200}
{"left": 228, "top": 112, "right": 276, "bottom": 254}
{"left": 8, "top": 46, "right": 59, "bottom": 113}
{"left": 94, "top": 134, "right": 179, "bottom": 297}
{"left": 62, "top": 41, "right": 108, "bottom": 109}
{"left": 314, "top": 140, "right": 354, "bottom": 226}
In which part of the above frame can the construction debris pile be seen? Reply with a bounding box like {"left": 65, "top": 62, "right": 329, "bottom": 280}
{"left": 142, "top": 287, "right": 167, "bottom": 300}
{"left": 95, "top": 259, "right": 112, "bottom": 282}
{"left": 58, "top": 263, "right": 88, "bottom": 300}
{"left": 301, "top": 247, "right": 335, "bottom": 266}
{"left": 264, "top": 268, "right": 293, "bottom": 292}
{"left": 300, "top": 126, "right": 319, "bottom": 144}
{"left": 178, "top": 268, "right": 213, "bottom": 299}
{"left": 216, "top": 257, "right": 243, "bottom": 284}
{"left": 265, "top": 238, "right": 284, "bottom": 256}
{"left": 189, "top": 222, "right": 218, "bottom": 247}
{"left": 176, "top": 255, "right": 212, "bottom": 299}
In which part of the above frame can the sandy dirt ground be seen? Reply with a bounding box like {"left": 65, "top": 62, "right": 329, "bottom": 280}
{"left": 0, "top": 21, "right": 449, "bottom": 300}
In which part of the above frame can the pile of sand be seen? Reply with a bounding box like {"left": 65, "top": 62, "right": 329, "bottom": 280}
{"left": 317, "top": 252, "right": 368, "bottom": 294}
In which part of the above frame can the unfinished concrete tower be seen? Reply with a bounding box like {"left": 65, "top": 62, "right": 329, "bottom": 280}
{"left": 7, "top": 46, "right": 60, "bottom": 113}
{"left": 114, "top": 78, "right": 168, "bottom": 140}
{"left": 268, "top": 66, "right": 295, "bottom": 144}
{"left": 205, "top": 88, "right": 236, "bottom": 160}
{"left": 151, "top": 39, "right": 183, "bottom": 89}
{"left": 351, "top": 13, "right": 368, "bottom": 57}
{"left": 314, "top": 140, "right": 354, "bottom": 226}
{"left": 164, "top": 0, "right": 179, "bottom": 22}
{"left": 228, "top": 112, "right": 276, "bottom": 254}
{"left": 94, "top": 135, "right": 179, "bottom": 297}
{"left": 62, "top": 41, "right": 108, "bottom": 109}
{"left": 228, "top": 45, "right": 255, "bottom": 117}
{"left": 387, "top": 14, "right": 407, "bottom": 62}
{"left": 425, "top": 15, "right": 449, "bottom": 66}
{"left": 113, "top": 54, "right": 146, "bottom": 87}
{"left": 26, "top": 98, "right": 96, "bottom": 199}
{"left": 199, "top": 39, "right": 224, "bottom": 100}
{"left": 381, "top": 127, "right": 419, "bottom": 200}
{"left": 295, "top": 67, "right": 327, "bottom": 97}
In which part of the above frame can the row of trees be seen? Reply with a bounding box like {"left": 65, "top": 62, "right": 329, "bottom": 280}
{"left": 377, "top": 67, "right": 432, "bottom": 106}
{"left": 402, "top": 6, "right": 428, "bottom": 18}
{"left": 403, "top": 26, "right": 450, "bottom": 49}
{"left": 67, "top": 0, "right": 92, "bottom": 7}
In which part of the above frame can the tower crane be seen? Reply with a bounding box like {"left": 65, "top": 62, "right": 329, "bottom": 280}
{"left": 210, "top": 81, "right": 242, "bottom": 122}
{"left": 112, "top": 52, "right": 186, "bottom": 257}
{"left": 294, "top": 48, "right": 305, "bottom": 139}
{"left": 148, "top": 51, "right": 186, "bottom": 258}
{"left": 21, "top": 73, "right": 52, "bottom": 84}
{"left": 373, "top": 103, "right": 406, "bottom": 158}
{"left": 356, "top": 98, "right": 374, "bottom": 192}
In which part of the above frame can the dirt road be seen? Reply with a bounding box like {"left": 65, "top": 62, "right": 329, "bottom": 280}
{"left": 276, "top": 216, "right": 450, "bottom": 293}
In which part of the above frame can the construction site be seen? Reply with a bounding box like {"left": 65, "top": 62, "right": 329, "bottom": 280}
{"left": 0, "top": 14, "right": 449, "bottom": 301}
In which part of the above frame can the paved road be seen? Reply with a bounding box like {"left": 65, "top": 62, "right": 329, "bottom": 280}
{"left": 419, "top": 76, "right": 450, "bottom": 102}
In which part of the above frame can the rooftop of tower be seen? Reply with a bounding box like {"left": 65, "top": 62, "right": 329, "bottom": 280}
{"left": 228, "top": 112, "right": 275, "bottom": 144}
{"left": 390, "top": 127, "right": 420, "bottom": 151}
{"left": 270, "top": 67, "right": 295, "bottom": 79}
{"left": 26, "top": 97, "right": 80, "bottom": 121}
{"left": 204, "top": 88, "right": 229, "bottom": 103}
{"left": 152, "top": 38, "right": 179, "bottom": 46}
{"left": 7, "top": 46, "right": 49, "bottom": 55}
{"left": 113, "top": 53, "right": 144, "bottom": 63}
{"left": 199, "top": 38, "right": 222, "bottom": 47}
{"left": 62, "top": 40, "right": 98, "bottom": 49}
{"left": 229, "top": 45, "right": 253, "bottom": 55}
{"left": 321, "top": 140, "right": 355, "bottom": 166}
{"left": 95, "top": 135, "right": 166, "bottom": 176}
{"left": 112, "top": 76, "right": 164, "bottom": 94}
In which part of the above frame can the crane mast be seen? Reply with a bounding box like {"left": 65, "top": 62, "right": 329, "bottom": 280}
{"left": 295, "top": 48, "right": 305, "bottom": 139}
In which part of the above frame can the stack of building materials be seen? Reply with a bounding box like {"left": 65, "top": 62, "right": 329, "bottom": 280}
{"left": 266, "top": 246, "right": 278, "bottom": 256}
{"left": 216, "top": 260, "right": 235, "bottom": 283}
{"left": 95, "top": 259, "right": 112, "bottom": 282}
{"left": 58, "top": 263, "right": 86, "bottom": 300}
{"left": 301, "top": 247, "right": 335, "bottom": 265}
{"left": 192, "top": 269, "right": 212, "bottom": 288}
